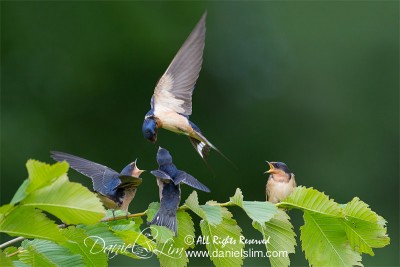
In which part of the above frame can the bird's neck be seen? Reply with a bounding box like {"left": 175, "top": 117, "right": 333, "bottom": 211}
{"left": 270, "top": 173, "right": 291, "bottom": 183}
{"left": 119, "top": 188, "right": 137, "bottom": 212}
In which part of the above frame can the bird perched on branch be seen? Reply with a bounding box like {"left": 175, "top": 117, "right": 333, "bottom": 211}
{"left": 265, "top": 161, "right": 296, "bottom": 204}
{"left": 142, "top": 12, "right": 226, "bottom": 162}
{"left": 51, "top": 151, "right": 144, "bottom": 214}
{"left": 149, "top": 147, "right": 210, "bottom": 235}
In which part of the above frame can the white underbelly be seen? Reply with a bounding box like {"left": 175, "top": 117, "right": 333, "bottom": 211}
{"left": 155, "top": 109, "right": 190, "bottom": 135}
{"left": 267, "top": 178, "right": 295, "bottom": 203}
{"left": 273, "top": 182, "right": 293, "bottom": 197}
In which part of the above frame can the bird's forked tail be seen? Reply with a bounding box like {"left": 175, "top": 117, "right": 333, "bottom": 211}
{"left": 189, "top": 129, "right": 235, "bottom": 168}
{"left": 149, "top": 207, "right": 178, "bottom": 236}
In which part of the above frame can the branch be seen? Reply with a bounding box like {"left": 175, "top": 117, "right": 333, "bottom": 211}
{"left": 5, "top": 249, "right": 25, "bottom": 258}
{"left": 0, "top": 236, "right": 25, "bottom": 249}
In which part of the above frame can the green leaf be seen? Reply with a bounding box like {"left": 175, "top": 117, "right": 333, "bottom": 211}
{"left": 0, "top": 205, "right": 15, "bottom": 221}
{"left": 146, "top": 202, "right": 175, "bottom": 243}
{"left": 133, "top": 217, "right": 144, "bottom": 230}
{"left": 17, "top": 239, "right": 84, "bottom": 267}
{"left": 1, "top": 249, "right": 15, "bottom": 267}
{"left": 26, "top": 160, "right": 69, "bottom": 191}
{"left": 79, "top": 223, "right": 124, "bottom": 247}
{"left": 0, "top": 206, "right": 65, "bottom": 242}
{"left": 61, "top": 227, "right": 108, "bottom": 267}
{"left": 184, "top": 191, "right": 207, "bottom": 218}
{"left": 3, "top": 246, "right": 19, "bottom": 262}
{"left": 301, "top": 211, "right": 362, "bottom": 267}
{"left": 146, "top": 202, "right": 159, "bottom": 220}
{"left": 342, "top": 197, "right": 390, "bottom": 255}
{"left": 230, "top": 188, "right": 277, "bottom": 224}
{"left": 107, "top": 216, "right": 142, "bottom": 232}
{"left": 11, "top": 261, "right": 29, "bottom": 267}
{"left": 11, "top": 160, "right": 69, "bottom": 204}
{"left": 78, "top": 222, "right": 140, "bottom": 259}
{"left": 253, "top": 209, "right": 296, "bottom": 267}
{"left": 199, "top": 204, "right": 222, "bottom": 225}
{"left": 156, "top": 210, "right": 195, "bottom": 267}
{"left": 278, "top": 186, "right": 343, "bottom": 217}
{"left": 109, "top": 218, "right": 156, "bottom": 258}
{"left": 22, "top": 175, "right": 105, "bottom": 225}
{"left": 184, "top": 191, "right": 222, "bottom": 225}
{"left": 104, "top": 209, "right": 125, "bottom": 219}
{"left": 10, "top": 180, "right": 29, "bottom": 204}
{"left": 200, "top": 207, "right": 244, "bottom": 267}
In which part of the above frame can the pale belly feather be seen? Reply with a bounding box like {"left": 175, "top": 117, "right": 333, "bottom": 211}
{"left": 267, "top": 177, "right": 295, "bottom": 203}
{"left": 154, "top": 109, "right": 192, "bottom": 135}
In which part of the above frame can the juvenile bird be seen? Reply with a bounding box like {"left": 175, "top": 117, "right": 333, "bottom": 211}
{"left": 51, "top": 151, "right": 144, "bottom": 213}
{"left": 149, "top": 147, "right": 210, "bottom": 235}
{"left": 265, "top": 161, "right": 296, "bottom": 204}
{"left": 142, "top": 12, "right": 225, "bottom": 161}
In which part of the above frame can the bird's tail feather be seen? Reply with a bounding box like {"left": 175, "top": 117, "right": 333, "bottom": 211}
{"left": 189, "top": 136, "right": 211, "bottom": 160}
{"left": 188, "top": 136, "right": 217, "bottom": 174}
{"left": 149, "top": 208, "right": 178, "bottom": 236}
{"left": 189, "top": 131, "right": 236, "bottom": 168}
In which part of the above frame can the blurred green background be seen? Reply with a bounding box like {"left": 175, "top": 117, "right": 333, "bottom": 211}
{"left": 1, "top": 1, "right": 398, "bottom": 266}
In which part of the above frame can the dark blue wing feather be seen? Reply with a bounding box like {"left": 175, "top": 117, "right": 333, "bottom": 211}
{"left": 150, "top": 170, "right": 173, "bottom": 181}
{"left": 176, "top": 171, "right": 210, "bottom": 192}
{"left": 50, "top": 151, "right": 120, "bottom": 195}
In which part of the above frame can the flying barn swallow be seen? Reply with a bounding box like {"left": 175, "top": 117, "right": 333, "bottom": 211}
{"left": 142, "top": 12, "right": 226, "bottom": 161}
{"left": 51, "top": 151, "right": 144, "bottom": 214}
{"left": 265, "top": 161, "right": 296, "bottom": 204}
{"left": 149, "top": 147, "right": 210, "bottom": 235}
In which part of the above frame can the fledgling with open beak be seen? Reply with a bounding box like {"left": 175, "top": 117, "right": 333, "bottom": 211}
{"left": 265, "top": 161, "right": 296, "bottom": 204}
{"left": 142, "top": 12, "right": 227, "bottom": 162}
{"left": 149, "top": 147, "right": 210, "bottom": 235}
{"left": 51, "top": 151, "right": 145, "bottom": 214}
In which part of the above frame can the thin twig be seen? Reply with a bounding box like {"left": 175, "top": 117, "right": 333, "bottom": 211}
{"left": 6, "top": 249, "right": 24, "bottom": 257}
{"left": 0, "top": 236, "right": 25, "bottom": 249}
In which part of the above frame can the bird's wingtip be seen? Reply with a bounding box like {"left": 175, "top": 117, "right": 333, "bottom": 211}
{"left": 50, "top": 151, "right": 61, "bottom": 156}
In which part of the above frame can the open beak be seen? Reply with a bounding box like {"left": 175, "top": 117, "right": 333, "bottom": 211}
{"left": 133, "top": 168, "right": 146, "bottom": 177}
{"left": 150, "top": 136, "right": 157, "bottom": 144}
{"left": 132, "top": 159, "right": 146, "bottom": 177}
{"left": 265, "top": 161, "right": 275, "bottom": 174}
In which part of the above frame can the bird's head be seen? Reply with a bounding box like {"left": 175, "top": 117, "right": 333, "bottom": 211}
{"left": 120, "top": 159, "right": 145, "bottom": 178}
{"left": 142, "top": 117, "right": 158, "bottom": 143}
{"left": 265, "top": 161, "right": 291, "bottom": 175}
{"left": 156, "top": 147, "right": 173, "bottom": 165}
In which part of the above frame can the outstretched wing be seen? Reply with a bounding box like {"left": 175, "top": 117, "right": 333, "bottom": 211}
{"left": 50, "top": 151, "right": 120, "bottom": 195}
{"left": 150, "top": 170, "right": 173, "bottom": 181}
{"left": 152, "top": 12, "right": 206, "bottom": 116}
{"left": 175, "top": 171, "right": 210, "bottom": 192}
